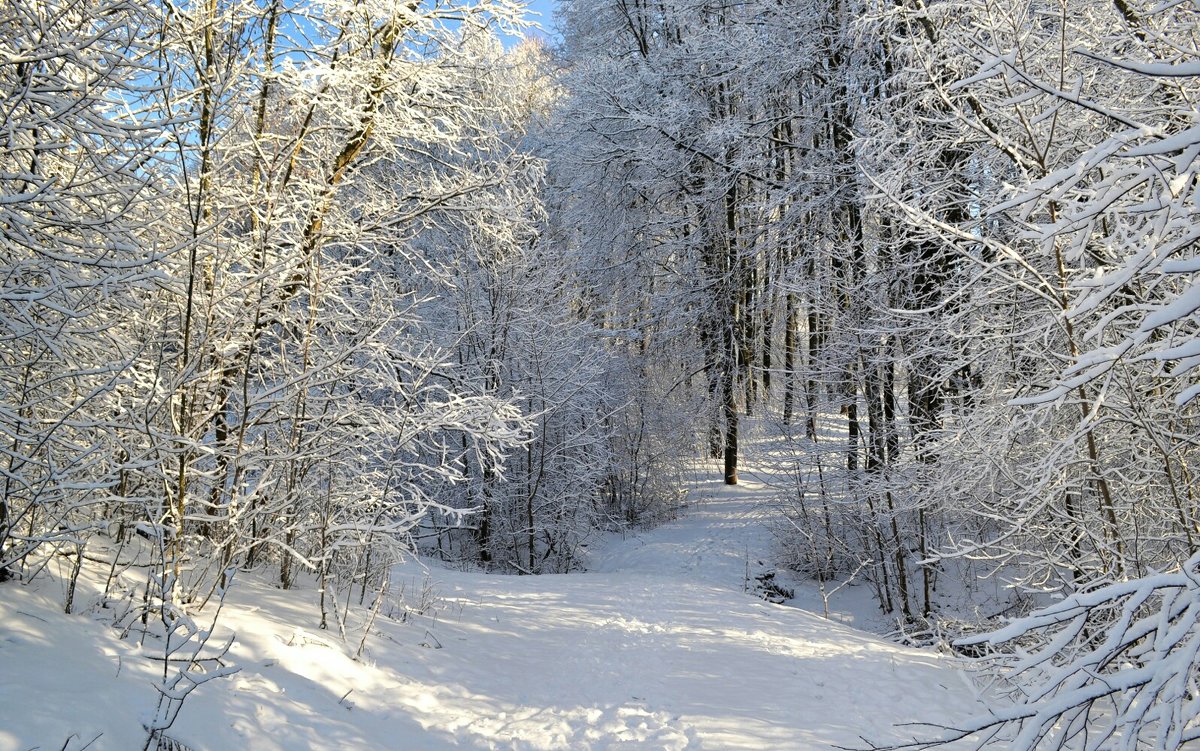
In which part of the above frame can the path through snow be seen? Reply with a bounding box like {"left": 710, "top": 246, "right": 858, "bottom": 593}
{"left": 0, "top": 455, "right": 987, "bottom": 750}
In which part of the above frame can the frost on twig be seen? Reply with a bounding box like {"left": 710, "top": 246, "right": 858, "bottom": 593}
{"left": 139, "top": 569, "right": 240, "bottom": 751}
{"left": 861, "top": 553, "right": 1200, "bottom": 751}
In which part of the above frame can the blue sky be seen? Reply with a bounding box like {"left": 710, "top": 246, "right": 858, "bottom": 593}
{"left": 513, "top": 0, "right": 559, "bottom": 44}
{"left": 525, "top": 0, "right": 558, "bottom": 32}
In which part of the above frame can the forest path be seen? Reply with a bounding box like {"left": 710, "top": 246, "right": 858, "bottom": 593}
{"left": 287, "top": 429, "right": 982, "bottom": 751}
{"left": 587, "top": 460, "right": 781, "bottom": 590}
{"left": 0, "top": 433, "right": 987, "bottom": 751}
{"left": 488, "top": 449, "right": 987, "bottom": 751}
{"left": 185, "top": 444, "right": 988, "bottom": 750}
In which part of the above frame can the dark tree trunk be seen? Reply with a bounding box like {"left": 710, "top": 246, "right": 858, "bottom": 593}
{"left": 783, "top": 293, "right": 797, "bottom": 426}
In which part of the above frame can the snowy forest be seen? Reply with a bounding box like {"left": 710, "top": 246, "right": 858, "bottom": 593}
{"left": 1, "top": 0, "right": 1199, "bottom": 748}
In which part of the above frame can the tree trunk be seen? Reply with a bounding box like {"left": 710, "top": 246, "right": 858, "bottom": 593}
{"left": 783, "top": 293, "right": 797, "bottom": 426}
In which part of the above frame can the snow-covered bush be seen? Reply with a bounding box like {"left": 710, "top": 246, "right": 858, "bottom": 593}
{"left": 872, "top": 554, "right": 1200, "bottom": 750}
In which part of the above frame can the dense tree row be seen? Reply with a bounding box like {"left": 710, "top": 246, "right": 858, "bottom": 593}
{"left": 553, "top": 0, "right": 1198, "bottom": 613}
{"left": 551, "top": 0, "right": 1197, "bottom": 745}
{"left": 0, "top": 0, "right": 690, "bottom": 630}
{"left": 2, "top": 0, "right": 1197, "bottom": 745}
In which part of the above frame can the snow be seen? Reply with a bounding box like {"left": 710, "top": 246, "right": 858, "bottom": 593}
{"left": 0, "top": 457, "right": 987, "bottom": 750}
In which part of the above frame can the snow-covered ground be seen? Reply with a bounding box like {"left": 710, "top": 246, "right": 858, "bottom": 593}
{"left": 0, "top": 456, "right": 987, "bottom": 750}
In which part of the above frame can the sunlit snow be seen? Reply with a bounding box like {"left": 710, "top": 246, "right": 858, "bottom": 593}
{"left": 0, "top": 454, "right": 985, "bottom": 750}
